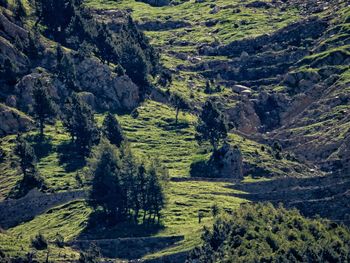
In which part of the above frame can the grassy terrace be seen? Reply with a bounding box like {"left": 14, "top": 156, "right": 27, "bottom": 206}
{"left": 0, "top": 181, "right": 247, "bottom": 261}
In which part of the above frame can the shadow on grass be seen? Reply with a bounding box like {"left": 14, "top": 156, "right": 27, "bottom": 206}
{"left": 57, "top": 141, "right": 86, "bottom": 173}
{"left": 26, "top": 134, "right": 53, "bottom": 161}
{"left": 227, "top": 174, "right": 350, "bottom": 223}
{"left": 80, "top": 211, "right": 164, "bottom": 239}
{"left": 74, "top": 211, "right": 172, "bottom": 259}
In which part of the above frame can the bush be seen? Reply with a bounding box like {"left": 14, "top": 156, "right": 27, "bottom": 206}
{"left": 31, "top": 233, "right": 48, "bottom": 250}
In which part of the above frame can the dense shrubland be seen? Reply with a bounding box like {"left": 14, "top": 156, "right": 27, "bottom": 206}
{"left": 188, "top": 203, "right": 350, "bottom": 263}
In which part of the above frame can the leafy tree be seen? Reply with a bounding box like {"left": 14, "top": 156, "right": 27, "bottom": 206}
{"left": 196, "top": 99, "right": 228, "bottom": 151}
{"left": 13, "top": 136, "right": 45, "bottom": 198}
{"left": 102, "top": 113, "right": 124, "bottom": 148}
{"left": 170, "top": 92, "right": 191, "bottom": 124}
{"left": 62, "top": 94, "right": 99, "bottom": 155}
{"left": 32, "top": 80, "right": 56, "bottom": 138}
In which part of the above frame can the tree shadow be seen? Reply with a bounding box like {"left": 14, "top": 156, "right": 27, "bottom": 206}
{"left": 26, "top": 134, "right": 53, "bottom": 161}
{"left": 80, "top": 211, "right": 164, "bottom": 240}
{"left": 227, "top": 174, "right": 350, "bottom": 223}
{"left": 73, "top": 211, "right": 172, "bottom": 260}
{"left": 57, "top": 141, "right": 86, "bottom": 173}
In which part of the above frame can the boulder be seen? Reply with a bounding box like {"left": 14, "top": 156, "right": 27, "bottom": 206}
{"left": 210, "top": 143, "right": 244, "bottom": 179}
{"left": 227, "top": 98, "right": 261, "bottom": 134}
{"left": 0, "top": 104, "right": 34, "bottom": 136}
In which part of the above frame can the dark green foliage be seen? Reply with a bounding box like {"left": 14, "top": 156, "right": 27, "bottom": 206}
{"left": 56, "top": 51, "right": 78, "bottom": 91}
{"left": 26, "top": 31, "right": 42, "bottom": 60}
{"left": 32, "top": 79, "right": 56, "bottom": 138}
{"left": 13, "top": 135, "right": 45, "bottom": 198}
{"left": 88, "top": 141, "right": 165, "bottom": 225}
{"left": 0, "top": 0, "right": 8, "bottom": 8}
{"left": 170, "top": 92, "right": 191, "bottom": 124}
{"left": 195, "top": 99, "right": 228, "bottom": 151}
{"left": 158, "top": 69, "right": 172, "bottom": 87}
{"left": 14, "top": 0, "right": 26, "bottom": 22}
{"left": 0, "top": 146, "right": 5, "bottom": 162}
{"left": 102, "top": 113, "right": 125, "bottom": 148}
{"left": 78, "top": 243, "right": 101, "bottom": 263}
{"left": 62, "top": 93, "right": 100, "bottom": 156}
{"left": 0, "top": 59, "right": 18, "bottom": 85}
{"left": 31, "top": 233, "right": 48, "bottom": 250}
{"left": 35, "top": 0, "right": 159, "bottom": 92}
{"left": 54, "top": 233, "right": 65, "bottom": 248}
{"left": 187, "top": 203, "right": 350, "bottom": 263}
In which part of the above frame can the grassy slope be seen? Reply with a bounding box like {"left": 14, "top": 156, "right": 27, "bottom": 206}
{"left": 1, "top": 0, "right": 349, "bottom": 261}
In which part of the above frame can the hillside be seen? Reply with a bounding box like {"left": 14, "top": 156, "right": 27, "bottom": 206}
{"left": 0, "top": 0, "right": 349, "bottom": 262}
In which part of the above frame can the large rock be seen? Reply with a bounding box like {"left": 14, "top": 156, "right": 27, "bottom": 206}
{"left": 210, "top": 143, "right": 244, "bottom": 179}
{"left": 227, "top": 98, "right": 261, "bottom": 134}
{"left": 75, "top": 58, "right": 140, "bottom": 111}
{"left": 0, "top": 104, "right": 34, "bottom": 136}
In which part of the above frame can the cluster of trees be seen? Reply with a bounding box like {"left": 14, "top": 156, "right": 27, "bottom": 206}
{"left": 34, "top": 0, "right": 159, "bottom": 88}
{"left": 88, "top": 140, "right": 165, "bottom": 225}
{"left": 187, "top": 203, "right": 350, "bottom": 263}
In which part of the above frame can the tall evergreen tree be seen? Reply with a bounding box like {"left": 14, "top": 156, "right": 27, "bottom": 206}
{"left": 88, "top": 141, "right": 125, "bottom": 224}
{"left": 62, "top": 94, "right": 99, "bottom": 155}
{"left": 102, "top": 113, "right": 124, "bottom": 148}
{"left": 32, "top": 80, "right": 56, "bottom": 138}
{"left": 195, "top": 99, "right": 228, "bottom": 151}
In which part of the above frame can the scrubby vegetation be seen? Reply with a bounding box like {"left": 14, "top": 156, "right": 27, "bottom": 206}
{"left": 188, "top": 203, "right": 350, "bottom": 263}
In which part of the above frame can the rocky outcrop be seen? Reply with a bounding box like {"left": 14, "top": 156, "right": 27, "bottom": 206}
{"left": 212, "top": 143, "right": 243, "bottom": 179}
{"left": 75, "top": 57, "right": 140, "bottom": 111}
{"left": 227, "top": 98, "right": 261, "bottom": 134}
{"left": 0, "top": 103, "right": 34, "bottom": 136}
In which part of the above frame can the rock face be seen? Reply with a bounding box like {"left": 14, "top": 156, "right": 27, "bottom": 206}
{"left": 227, "top": 98, "right": 261, "bottom": 134}
{"left": 0, "top": 104, "right": 34, "bottom": 136}
{"left": 75, "top": 58, "right": 140, "bottom": 111}
{"left": 210, "top": 143, "right": 244, "bottom": 179}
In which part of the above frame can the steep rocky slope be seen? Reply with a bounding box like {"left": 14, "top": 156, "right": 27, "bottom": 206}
{"left": 0, "top": 0, "right": 349, "bottom": 262}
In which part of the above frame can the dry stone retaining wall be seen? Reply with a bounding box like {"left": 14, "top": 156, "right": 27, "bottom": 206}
{"left": 0, "top": 189, "right": 87, "bottom": 229}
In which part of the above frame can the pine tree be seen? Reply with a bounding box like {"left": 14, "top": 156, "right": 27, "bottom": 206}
{"left": 170, "top": 92, "right": 191, "bottom": 125}
{"left": 62, "top": 94, "right": 99, "bottom": 155}
{"left": 196, "top": 99, "right": 228, "bottom": 151}
{"left": 146, "top": 166, "right": 164, "bottom": 223}
{"left": 32, "top": 80, "right": 56, "bottom": 138}
{"left": 88, "top": 141, "right": 125, "bottom": 224}
{"left": 102, "top": 113, "right": 124, "bottom": 148}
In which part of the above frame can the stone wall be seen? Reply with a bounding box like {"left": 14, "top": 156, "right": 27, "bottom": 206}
{"left": 0, "top": 189, "right": 87, "bottom": 229}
